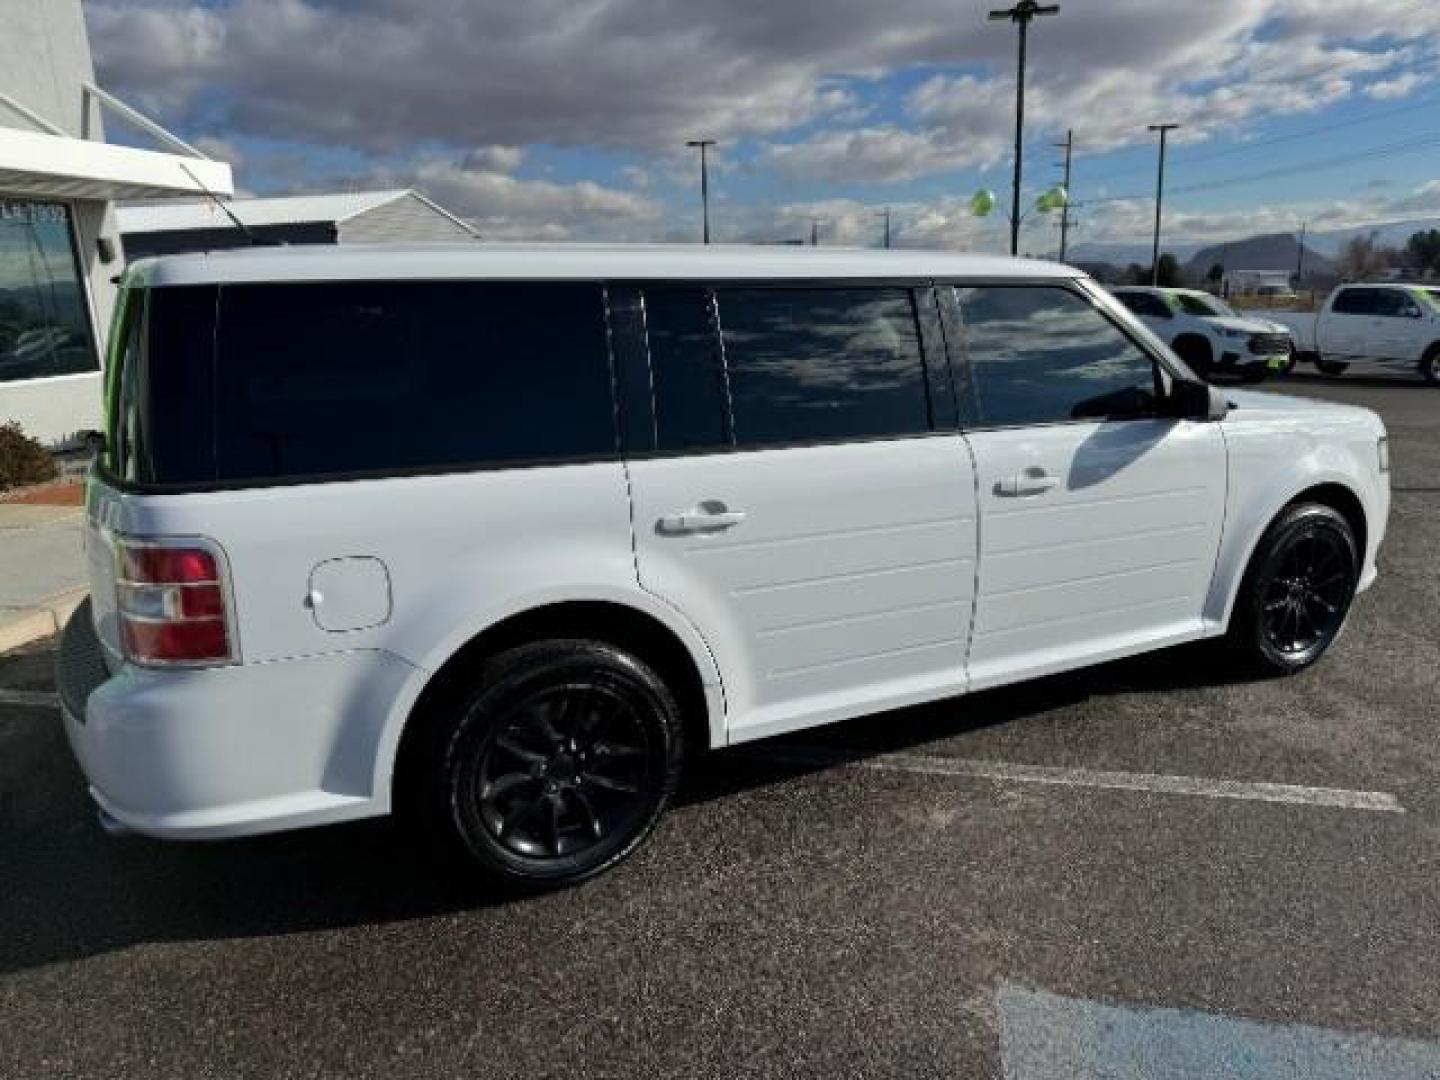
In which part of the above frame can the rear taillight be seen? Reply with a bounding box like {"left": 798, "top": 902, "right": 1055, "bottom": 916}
{"left": 115, "top": 538, "right": 235, "bottom": 665}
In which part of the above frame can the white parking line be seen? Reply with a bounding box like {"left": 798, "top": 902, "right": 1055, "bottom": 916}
{"left": 771, "top": 747, "right": 1405, "bottom": 813}
{"left": 0, "top": 689, "right": 60, "bottom": 709}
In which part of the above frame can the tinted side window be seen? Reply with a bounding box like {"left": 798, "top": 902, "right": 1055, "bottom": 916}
{"left": 645, "top": 289, "right": 729, "bottom": 452}
{"left": 957, "top": 286, "right": 1159, "bottom": 427}
{"left": 1332, "top": 289, "right": 1373, "bottom": 315}
{"left": 142, "top": 287, "right": 219, "bottom": 484}
{"left": 1117, "top": 292, "right": 1171, "bottom": 319}
{"left": 1370, "top": 288, "right": 1414, "bottom": 317}
{"left": 213, "top": 282, "right": 613, "bottom": 482}
{"left": 717, "top": 288, "right": 931, "bottom": 447}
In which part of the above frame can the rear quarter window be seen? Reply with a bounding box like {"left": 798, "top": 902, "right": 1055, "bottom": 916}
{"left": 209, "top": 281, "right": 616, "bottom": 483}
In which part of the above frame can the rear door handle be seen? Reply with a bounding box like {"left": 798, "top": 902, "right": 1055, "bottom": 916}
{"left": 996, "top": 471, "right": 1059, "bottom": 497}
{"left": 658, "top": 504, "right": 748, "bottom": 535}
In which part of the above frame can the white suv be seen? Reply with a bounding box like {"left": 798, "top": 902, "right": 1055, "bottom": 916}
{"left": 1112, "top": 286, "right": 1294, "bottom": 382}
{"left": 60, "top": 245, "right": 1390, "bottom": 888}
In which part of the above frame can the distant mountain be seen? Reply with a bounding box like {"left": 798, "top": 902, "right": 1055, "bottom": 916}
{"left": 1184, "top": 233, "right": 1333, "bottom": 281}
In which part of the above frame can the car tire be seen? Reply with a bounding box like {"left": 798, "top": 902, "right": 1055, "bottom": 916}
{"left": 1174, "top": 336, "right": 1213, "bottom": 379}
{"left": 1226, "top": 503, "right": 1360, "bottom": 676}
{"left": 1278, "top": 345, "right": 1298, "bottom": 376}
{"left": 1420, "top": 345, "right": 1440, "bottom": 386}
{"left": 1315, "top": 358, "right": 1350, "bottom": 377}
{"left": 408, "top": 639, "right": 684, "bottom": 889}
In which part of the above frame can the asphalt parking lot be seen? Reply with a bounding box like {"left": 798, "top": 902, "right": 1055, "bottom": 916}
{"left": 2, "top": 372, "right": 1437, "bottom": 1079}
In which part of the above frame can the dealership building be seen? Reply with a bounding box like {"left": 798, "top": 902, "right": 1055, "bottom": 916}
{"left": 0, "top": 0, "right": 233, "bottom": 445}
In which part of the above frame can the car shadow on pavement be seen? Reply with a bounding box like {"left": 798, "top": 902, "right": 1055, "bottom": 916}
{"left": 0, "top": 703, "right": 515, "bottom": 977}
{"left": 0, "top": 641, "right": 1259, "bottom": 978}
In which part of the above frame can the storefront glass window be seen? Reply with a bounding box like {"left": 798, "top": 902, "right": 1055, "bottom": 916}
{"left": 0, "top": 199, "right": 97, "bottom": 383}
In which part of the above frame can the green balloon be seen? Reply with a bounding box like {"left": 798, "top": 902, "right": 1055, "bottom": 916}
{"left": 970, "top": 189, "right": 997, "bottom": 217}
{"left": 1036, "top": 185, "right": 1069, "bottom": 213}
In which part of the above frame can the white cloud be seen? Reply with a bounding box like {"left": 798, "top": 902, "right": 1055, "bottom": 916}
{"left": 388, "top": 158, "right": 662, "bottom": 241}
{"left": 89, "top": 0, "right": 1434, "bottom": 160}
{"left": 1366, "top": 72, "right": 1425, "bottom": 100}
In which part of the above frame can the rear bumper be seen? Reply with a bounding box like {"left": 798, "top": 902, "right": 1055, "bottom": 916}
{"left": 58, "top": 604, "right": 419, "bottom": 840}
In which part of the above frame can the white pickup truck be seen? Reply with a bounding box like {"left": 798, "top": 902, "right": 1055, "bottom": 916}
{"left": 1111, "top": 286, "right": 1294, "bottom": 382}
{"left": 1244, "top": 283, "right": 1440, "bottom": 384}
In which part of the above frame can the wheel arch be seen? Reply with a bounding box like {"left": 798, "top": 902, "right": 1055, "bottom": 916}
{"left": 387, "top": 599, "right": 723, "bottom": 811}
{"left": 1211, "top": 479, "right": 1368, "bottom": 632}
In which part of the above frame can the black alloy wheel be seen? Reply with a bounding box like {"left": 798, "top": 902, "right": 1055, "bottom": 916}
{"left": 1230, "top": 503, "right": 1359, "bottom": 675}
{"left": 473, "top": 683, "right": 654, "bottom": 861}
{"left": 1421, "top": 346, "right": 1440, "bottom": 386}
{"left": 414, "top": 640, "right": 684, "bottom": 889}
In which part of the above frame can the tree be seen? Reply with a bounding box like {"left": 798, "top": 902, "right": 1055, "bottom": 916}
{"left": 1206, "top": 263, "right": 1225, "bottom": 285}
{"left": 1405, "top": 229, "right": 1440, "bottom": 276}
{"left": 1337, "top": 231, "right": 1395, "bottom": 281}
{"left": 1124, "top": 263, "right": 1147, "bottom": 285}
{"left": 1155, "top": 253, "right": 1183, "bottom": 287}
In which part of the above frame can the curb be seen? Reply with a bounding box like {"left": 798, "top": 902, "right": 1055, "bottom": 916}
{"left": 0, "top": 588, "right": 88, "bottom": 655}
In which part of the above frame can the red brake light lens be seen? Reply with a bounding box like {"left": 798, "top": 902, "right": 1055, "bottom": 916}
{"left": 114, "top": 539, "right": 234, "bottom": 666}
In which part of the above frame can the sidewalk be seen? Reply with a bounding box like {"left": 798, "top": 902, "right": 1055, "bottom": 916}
{"left": 0, "top": 504, "right": 88, "bottom": 653}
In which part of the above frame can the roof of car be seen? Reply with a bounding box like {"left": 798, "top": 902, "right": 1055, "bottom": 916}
{"left": 129, "top": 242, "right": 1080, "bottom": 288}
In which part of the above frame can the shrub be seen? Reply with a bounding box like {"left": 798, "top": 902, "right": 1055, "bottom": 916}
{"left": 0, "top": 422, "right": 58, "bottom": 491}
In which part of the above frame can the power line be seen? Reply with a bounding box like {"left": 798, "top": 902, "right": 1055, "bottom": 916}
{"left": 1069, "top": 91, "right": 1440, "bottom": 188}
{"left": 1075, "top": 130, "right": 1440, "bottom": 207}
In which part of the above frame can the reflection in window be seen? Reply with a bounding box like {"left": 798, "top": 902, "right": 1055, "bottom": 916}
{"left": 646, "top": 289, "right": 729, "bottom": 452}
{"left": 717, "top": 288, "right": 930, "bottom": 447}
{"left": 958, "top": 286, "right": 1158, "bottom": 427}
{"left": 0, "top": 200, "right": 96, "bottom": 383}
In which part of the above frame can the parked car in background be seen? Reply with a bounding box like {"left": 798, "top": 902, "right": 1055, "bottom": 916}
{"left": 1244, "top": 284, "right": 1440, "bottom": 383}
{"left": 1223, "top": 270, "right": 1295, "bottom": 299}
{"left": 1111, "top": 286, "right": 1294, "bottom": 382}
{"left": 59, "top": 245, "right": 1389, "bottom": 889}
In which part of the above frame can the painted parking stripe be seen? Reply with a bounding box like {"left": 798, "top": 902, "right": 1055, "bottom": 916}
{"left": 770, "top": 747, "right": 1405, "bottom": 813}
{"left": 0, "top": 689, "right": 60, "bottom": 709}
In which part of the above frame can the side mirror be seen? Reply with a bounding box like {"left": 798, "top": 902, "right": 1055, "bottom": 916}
{"left": 1168, "top": 379, "right": 1229, "bottom": 422}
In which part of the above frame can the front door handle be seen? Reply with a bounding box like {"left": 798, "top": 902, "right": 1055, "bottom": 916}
{"left": 658, "top": 503, "right": 748, "bottom": 535}
{"left": 996, "top": 470, "right": 1059, "bottom": 497}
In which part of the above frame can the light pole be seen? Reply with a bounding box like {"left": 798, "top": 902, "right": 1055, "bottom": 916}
{"left": 989, "top": 1, "right": 1060, "bottom": 257}
{"left": 1054, "top": 129, "right": 1074, "bottom": 262}
{"left": 880, "top": 207, "right": 892, "bottom": 249}
{"left": 1148, "top": 122, "right": 1179, "bottom": 285}
{"left": 685, "top": 139, "right": 716, "bottom": 244}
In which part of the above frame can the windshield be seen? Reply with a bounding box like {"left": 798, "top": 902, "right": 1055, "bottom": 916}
{"left": 1172, "top": 292, "right": 1236, "bottom": 318}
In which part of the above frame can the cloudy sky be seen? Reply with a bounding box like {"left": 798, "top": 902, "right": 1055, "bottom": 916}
{"left": 86, "top": 0, "right": 1440, "bottom": 254}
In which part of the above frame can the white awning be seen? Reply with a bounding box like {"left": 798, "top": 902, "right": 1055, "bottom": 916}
{"left": 0, "top": 126, "right": 233, "bottom": 203}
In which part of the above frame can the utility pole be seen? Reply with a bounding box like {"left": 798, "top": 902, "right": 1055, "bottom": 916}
{"left": 810, "top": 218, "right": 820, "bottom": 247}
{"left": 989, "top": 1, "right": 1061, "bottom": 257}
{"left": 1054, "top": 128, "right": 1073, "bottom": 262}
{"left": 685, "top": 139, "right": 716, "bottom": 244}
{"left": 1296, "top": 221, "right": 1308, "bottom": 284}
{"left": 880, "top": 207, "right": 892, "bottom": 249}
{"left": 1148, "top": 123, "right": 1180, "bottom": 285}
